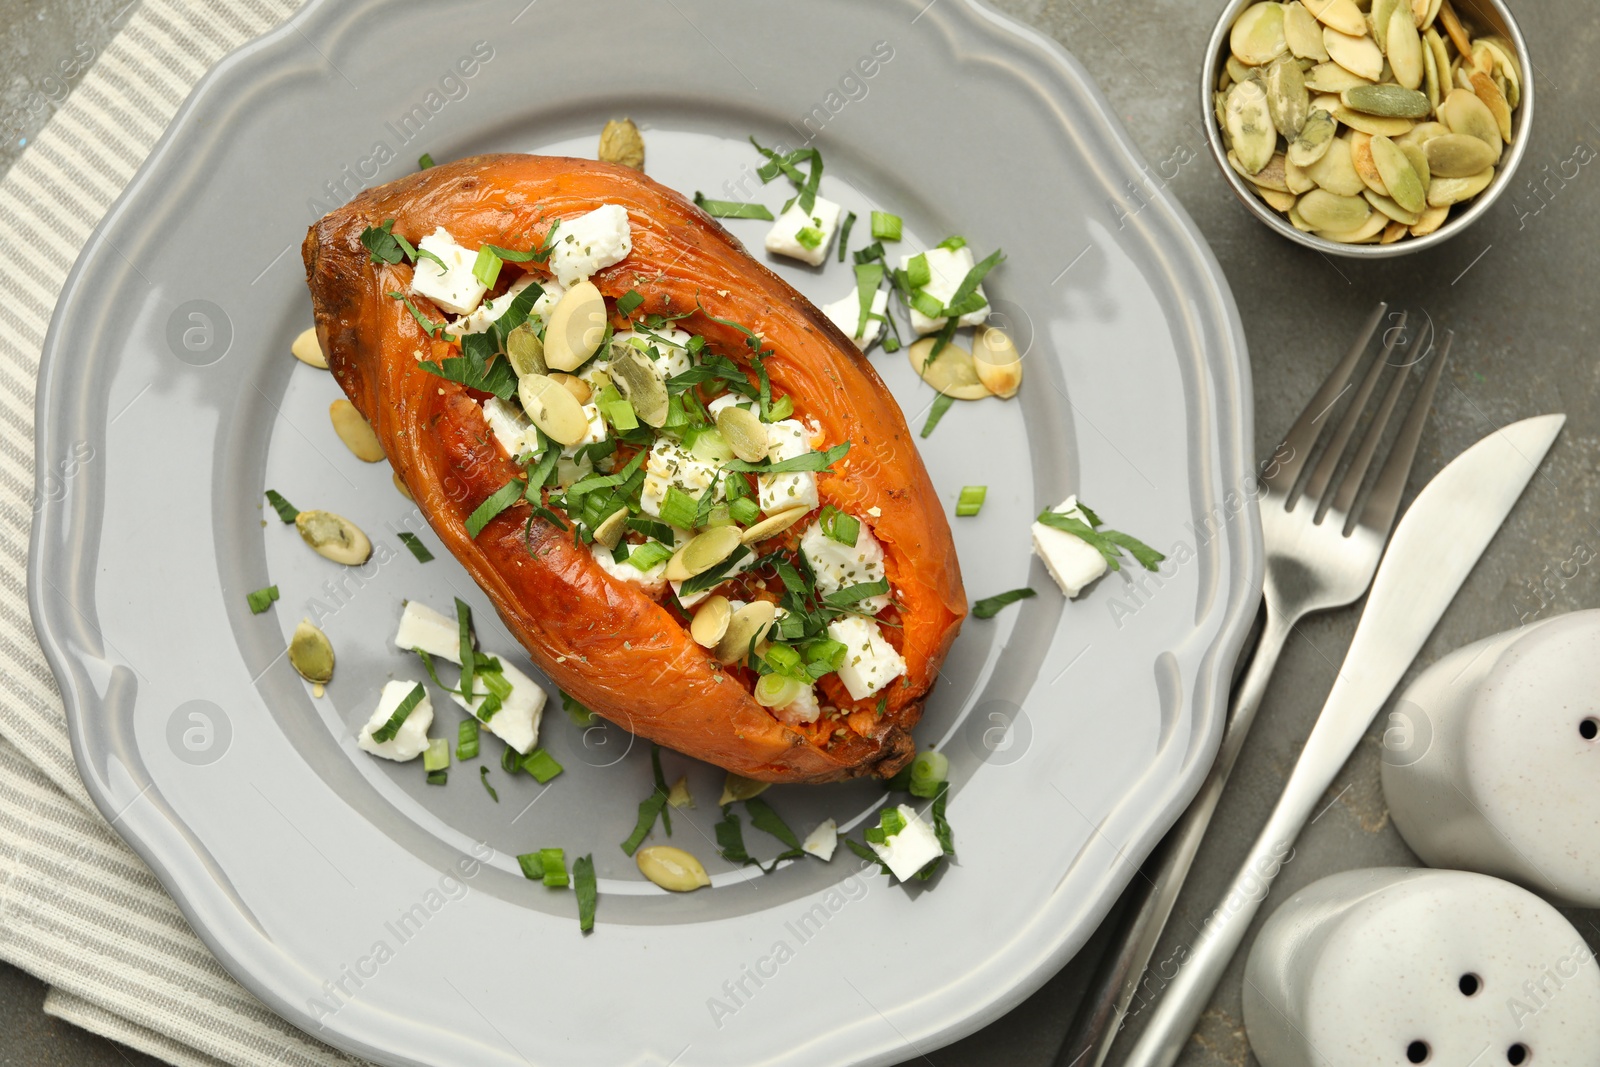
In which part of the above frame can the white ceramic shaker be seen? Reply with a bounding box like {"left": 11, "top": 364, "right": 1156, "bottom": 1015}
{"left": 1244, "top": 867, "right": 1600, "bottom": 1067}
{"left": 1380, "top": 609, "right": 1600, "bottom": 907}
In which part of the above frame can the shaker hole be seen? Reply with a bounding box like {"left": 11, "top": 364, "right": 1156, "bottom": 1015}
{"left": 1459, "top": 973, "right": 1482, "bottom": 996}
{"left": 1580, "top": 718, "right": 1598, "bottom": 741}
{"left": 1507, "top": 1043, "right": 1529, "bottom": 1065}
{"left": 1407, "top": 1040, "right": 1431, "bottom": 1064}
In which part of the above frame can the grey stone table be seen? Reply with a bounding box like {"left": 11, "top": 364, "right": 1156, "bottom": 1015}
{"left": 2, "top": 1, "right": 1595, "bottom": 1065}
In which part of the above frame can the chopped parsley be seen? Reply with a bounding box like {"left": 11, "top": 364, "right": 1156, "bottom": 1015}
{"left": 397, "top": 532, "right": 434, "bottom": 562}
{"left": 692, "top": 192, "right": 775, "bottom": 220}
{"left": 971, "top": 587, "right": 1037, "bottom": 619}
{"left": 837, "top": 210, "right": 857, "bottom": 262}
{"left": 921, "top": 393, "right": 954, "bottom": 437}
{"left": 418, "top": 152, "right": 434, "bottom": 169}
{"left": 1036, "top": 506, "right": 1166, "bottom": 572}
{"left": 573, "top": 854, "right": 597, "bottom": 932}
{"left": 371, "top": 684, "right": 426, "bottom": 743}
{"left": 465, "top": 479, "right": 525, "bottom": 538}
{"left": 479, "top": 765, "right": 498, "bottom": 801}
{"left": 264, "top": 489, "right": 299, "bottom": 523}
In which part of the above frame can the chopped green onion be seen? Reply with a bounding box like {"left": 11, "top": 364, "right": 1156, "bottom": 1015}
{"left": 516, "top": 852, "right": 545, "bottom": 880}
{"left": 971, "top": 587, "right": 1037, "bottom": 619}
{"left": 615, "top": 289, "right": 644, "bottom": 316}
{"left": 423, "top": 738, "right": 450, "bottom": 773}
{"left": 795, "top": 226, "right": 824, "bottom": 251}
{"left": 466, "top": 479, "right": 524, "bottom": 538}
{"left": 906, "top": 253, "right": 932, "bottom": 289}
{"left": 538, "top": 847, "right": 569, "bottom": 888}
{"left": 761, "top": 394, "right": 794, "bottom": 422}
{"left": 871, "top": 211, "right": 903, "bottom": 241}
{"left": 864, "top": 806, "right": 907, "bottom": 844}
{"left": 910, "top": 289, "right": 946, "bottom": 320}
{"left": 692, "top": 192, "right": 775, "bottom": 220}
{"left": 908, "top": 749, "right": 948, "bottom": 798}
{"left": 479, "top": 765, "right": 498, "bottom": 801}
{"left": 457, "top": 718, "right": 480, "bottom": 760}
{"left": 658, "top": 486, "right": 700, "bottom": 531}
{"left": 471, "top": 246, "right": 502, "bottom": 287}
{"left": 728, "top": 497, "right": 760, "bottom": 526}
{"left": 264, "top": 489, "right": 299, "bottom": 523}
{"left": 605, "top": 397, "right": 639, "bottom": 432}
{"left": 573, "top": 854, "right": 597, "bottom": 932}
{"left": 920, "top": 393, "right": 954, "bottom": 438}
{"left": 820, "top": 506, "right": 860, "bottom": 547}
{"left": 425, "top": 769, "right": 447, "bottom": 786}
{"left": 956, "top": 485, "right": 987, "bottom": 517}
{"left": 837, "top": 211, "right": 856, "bottom": 262}
{"left": 754, "top": 673, "right": 802, "bottom": 708}
{"left": 802, "top": 637, "right": 848, "bottom": 675}
{"left": 627, "top": 540, "right": 674, "bottom": 571}
{"left": 418, "top": 152, "right": 434, "bottom": 169}
{"left": 397, "top": 532, "right": 434, "bottom": 561}
{"left": 938, "top": 235, "right": 967, "bottom": 251}
{"left": 521, "top": 748, "right": 563, "bottom": 784}
{"left": 501, "top": 745, "right": 522, "bottom": 774}
{"left": 245, "top": 585, "right": 279, "bottom": 614}
{"left": 372, "top": 684, "right": 426, "bottom": 743}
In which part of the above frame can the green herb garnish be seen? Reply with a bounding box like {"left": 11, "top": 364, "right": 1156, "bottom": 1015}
{"left": 921, "top": 393, "right": 954, "bottom": 438}
{"left": 371, "top": 684, "right": 426, "bottom": 743}
{"left": 823, "top": 578, "right": 889, "bottom": 609}
{"left": 245, "top": 585, "right": 279, "bottom": 614}
{"left": 615, "top": 289, "right": 644, "bottom": 316}
{"left": 971, "top": 586, "right": 1037, "bottom": 619}
{"left": 722, "top": 441, "right": 850, "bottom": 475}
{"left": 423, "top": 738, "right": 450, "bottom": 773}
{"left": 466, "top": 479, "right": 525, "bottom": 538}
{"left": 838, "top": 210, "right": 857, "bottom": 262}
{"left": 819, "top": 506, "right": 860, "bottom": 547}
{"left": 457, "top": 718, "right": 480, "bottom": 760}
{"left": 521, "top": 748, "right": 563, "bottom": 784}
{"left": 956, "top": 486, "right": 987, "bottom": 517}
{"left": 871, "top": 211, "right": 903, "bottom": 241}
{"left": 692, "top": 192, "right": 776, "bottom": 220}
{"left": 1036, "top": 507, "right": 1165, "bottom": 572}
{"left": 478, "top": 765, "right": 497, "bottom": 800}
{"left": 264, "top": 489, "right": 299, "bottom": 523}
{"left": 397, "top": 532, "right": 434, "bottom": 562}
{"left": 573, "top": 854, "right": 597, "bottom": 933}
{"left": 471, "top": 245, "right": 502, "bottom": 288}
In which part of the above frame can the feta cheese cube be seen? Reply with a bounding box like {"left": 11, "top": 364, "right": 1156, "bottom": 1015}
{"left": 759, "top": 418, "right": 819, "bottom": 514}
{"left": 481, "top": 397, "right": 534, "bottom": 458}
{"left": 547, "top": 204, "right": 632, "bottom": 288}
{"left": 394, "top": 600, "right": 460, "bottom": 663}
{"left": 591, "top": 542, "right": 668, "bottom": 597}
{"left": 902, "top": 246, "right": 989, "bottom": 334}
{"left": 820, "top": 286, "right": 889, "bottom": 349}
{"left": 1031, "top": 494, "right": 1108, "bottom": 598}
{"left": 764, "top": 196, "right": 843, "bottom": 266}
{"left": 449, "top": 657, "right": 545, "bottom": 755}
{"left": 451, "top": 274, "right": 533, "bottom": 335}
{"left": 801, "top": 517, "right": 890, "bottom": 614}
{"left": 869, "top": 804, "right": 945, "bottom": 881}
{"left": 358, "top": 680, "right": 434, "bottom": 761}
{"left": 774, "top": 682, "right": 821, "bottom": 725}
{"left": 641, "top": 439, "right": 720, "bottom": 522}
{"left": 803, "top": 818, "right": 838, "bottom": 861}
{"left": 707, "top": 392, "right": 754, "bottom": 417}
{"left": 613, "top": 327, "right": 694, "bottom": 379}
{"left": 826, "top": 616, "right": 907, "bottom": 700}
{"left": 411, "top": 228, "right": 489, "bottom": 316}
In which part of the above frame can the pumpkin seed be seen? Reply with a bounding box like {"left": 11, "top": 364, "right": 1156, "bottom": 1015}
{"left": 1425, "top": 28, "right": 1452, "bottom": 100}
{"left": 1332, "top": 106, "right": 1414, "bottom": 137}
{"left": 598, "top": 117, "right": 645, "bottom": 170}
{"left": 716, "top": 405, "right": 770, "bottom": 463}
{"left": 1468, "top": 71, "right": 1513, "bottom": 142}
{"left": 329, "top": 399, "right": 384, "bottom": 462}
{"left": 690, "top": 595, "right": 732, "bottom": 647}
{"left": 1386, "top": 7, "right": 1425, "bottom": 89}
{"left": 1226, "top": 56, "right": 1254, "bottom": 87}
{"left": 906, "top": 337, "right": 990, "bottom": 400}
{"left": 1288, "top": 199, "right": 1317, "bottom": 231}
{"left": 719, "top": 772, "right": 770, "bottom": 805}
{"left": 636, "top": 846, "right": 711, "bottom": 892}
{"left": 1363, "top": 188, "right": 1421, "bottom": 225}
{"left": 543, "top": 280, "right": 607, "bottom": 372}
{"left": 393, "top": 471, "right": 413, "bottom": 501}
{"left": 667, "top": 526, "right": 743, "bottom": 581}
{"left": 1283, "top": 2, "right": 1330, "bottom": 59}
{"left": 1371, "top": 0, "right": 1399, "bottom": 51}
{"left": 1298, "top": 188, "right": 1372, "bottom": 231}
{"left": 716, "top": 601, "right": 776, "bottom": 665}
{"left": 291, "top": 327, "right": 326, "bottom": 368}
{"left": 1468, "top": 40, "right": 1494, "bottom": 77}
{"left": 550, "top": 371, "right": 591, "bottom": 405}
{"left": 1341, "top": 83, "right": 1430, "bottom": 118}
{"left": 1424, "top": 132, "right": 1497, "bottom": 177}
{"left": 1421, "top": 26, "right": 1441, "bottom": 110}
{"left": 1319, "top": 209, "right": 1389, "bottom": 242}
{"left": 1439, "top": 88, "right": 1502, "bottom": 159}
{"left": 295, "top": 509, "right": 372, "bottom": 566}
{"left": 288, "top": 620, "right": 334, "bottom": 684}
{"left": 1409, "top": 203, "right": 1450, "bottom": 235}
{"left": 1231, "top": 3, "right": 1288, "bottom": 66}
{"left": 1422, "top": 0, "right": 1443, "bottom": 30}
{"left": 1232, "top": 149, "right": 1288, "bottom": 192}
{"left": 1304, "top": 61, "right": 1373, "bottom": 92}
{"left": 1399, "top": 139, "right": 1431, "bottom": 189}
{"left": 1214, "top": 89, "right": 1230, "bottom": 130}
{"left": 1284, "top": 156, "right": 1316, "bottom": 193}
{"left": 1324, "top": 28, "right": 1384, "bottom": 81}
{"left": 506, "top": 322, "right": 546, "bottom": 376}
{"left": 1288, "top": 108, "right": 1338, "bottom": 166}
{"left": 518, "top": 373, "right": 592, "bottom": 446}
{"left": 1477, "top": 36, "right": 1520, "bottom": 108}
{"left": 1437, "top": 0, "right": 1472, "bottom": 59}
{"left": 1303, "top": 0, "right": 1366, "bottom": 36}
{"left": 1225, "top": 80, "right": 1277, "bottom": 175}
{"left": 1380, "top": 219, "right": 1410, "bottom": 244}
{"left": 1351, "top": 132, "right": 1389, "bottom": 195}
{"left": 1256, "top": 185, "right": 1299, "bottom": 211}
{"left": 1370, "top": 134, "right": 1426, "bottom": 213}
{"left": 1427, "top": 166, "right": 1494, "bottom": 207}
{"left": 973, "top": 325, "right": 1023, "bottom": 398}
{"left": 1398, "top": 120, "right": 1450, "bottom": 146}
{"left": 1265, "top": 56, "right": 1310, "bottom": 138}
{"left": 740, "top": 505, "right": 810, "bottom": 545}
{"left": 1305, "top": 135, "right": 1367, "bottom": 196}
{"left": 667, "top": 776, "right": 692, "bottom": 808}
{"left": 592, "top": 506, "right": 629, "bottom": 550}
{"left": 609, "top": 346, "right": 670, "bottom": 427}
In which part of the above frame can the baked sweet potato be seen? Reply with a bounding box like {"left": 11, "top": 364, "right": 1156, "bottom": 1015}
{"left": 302, "top": 154, "right": 964, "bottom": 782}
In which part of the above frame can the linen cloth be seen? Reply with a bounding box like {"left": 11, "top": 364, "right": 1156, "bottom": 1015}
{"left": 0, "top": 0, "right": 371, "bottom": 1062}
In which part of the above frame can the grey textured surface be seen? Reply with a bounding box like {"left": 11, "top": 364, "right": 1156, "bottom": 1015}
{"left": 1, "top": 1, "right": 1596, "bottom": 1067}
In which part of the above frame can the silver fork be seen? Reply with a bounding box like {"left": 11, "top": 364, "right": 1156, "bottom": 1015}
{"left": 1057, "top": 304, "right": 1451, "bottom": 1067}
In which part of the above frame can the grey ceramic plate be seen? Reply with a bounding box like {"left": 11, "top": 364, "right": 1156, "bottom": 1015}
{"left": 31, "top": 1, "right": 1260, "bottom": 1064}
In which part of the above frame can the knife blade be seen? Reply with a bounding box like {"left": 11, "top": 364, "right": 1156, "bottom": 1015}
{"left": 1116, "top": 412, "right": 1566, "bottom": 1067}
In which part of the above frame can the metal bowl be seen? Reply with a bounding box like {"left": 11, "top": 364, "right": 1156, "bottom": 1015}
{"left": 1202, "top": 0, "right": 1533, "bottom": 258}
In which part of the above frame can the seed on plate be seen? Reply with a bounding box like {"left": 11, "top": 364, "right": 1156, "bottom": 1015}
{"left": 1438, "top": 88, "right": 1502, "bottom": 158}
{"left": 543, "top": 280, "right": 607, "bottom": 372}
{"left": 715, "top": 601, "right": 777, "bottom": 666}
{"left": 1468, "top": 71, "right": 1513, "bottom": 142}
{"left": 1323, "top": 27, "right": 1383, "bottom": 81}
{"left": 1297, "top": 188, "right": 1372, "bottom": 232}
{"left": 1224, "top": 80, "right": 1277, "bottom": 175}
{"left": 518, "top": 373, "right": 591, "bottom": 445}
{"left": 1304, "top": 61, "right": 1372, "bottom": 93}
{"left": 291, "top": 327, "right": 327, "bottom": 368}
{"left": 505, "top": 322, "right": 546, "bottom": 376}
{"left": 1409, "top": 203, "right": 1450, "bottom": 235}
{"left": 591, "top": 506, "right": 629, "bottom": 550}
{"left": 1385, "top": 7, "right": 1425, "bottom": 90}
{"left": 1303, "top": 0, "right": 1366, "bottom": 36}
{"left": 1265, "top": 56, "right": 1310, "bottom": 138}
{"left": 1230, "top": 3, "right": 1289, "bottom": 66}
{"left": 667, "top": 526, "right": 743, "bottom": 581}
{"left": 1332, "top": 106, "right": 1414, "bottom": 138}
{"left": 716, "top": 405, "right": 770, "bottom": 463}
{"left": 973, "top": 325, "right": 1023, "bottom": 399}
{"left": 906, "top": 337, "right": 990, "bottom": 400}
{"left": 690, "top": 595, "right": 732, "bottom": 647}
{"left": 550, "top": 371, "right": 591, "bottom": 405}
{"left": 1287, "top": 108, "right": 1338, "bottom": 167}
{"left": 328, "top": 399, "right": 384, "bottom": 462}
{"left": 1283, "top": 2, "right": 1330, "bottom": 59}
{"left": 295, "top": 509, "right": 372, "bottom": 566}
{"left": 393, "top": 471, "right": 413, "bottom": 501}
{"left": 1422, "top": 132, "right": 1496, "bottom": 178}
{"left": 1363, "top": 188, "right": 1421, "bottom": 225}
{"left": 740, "top": 505, "right": 809, "bottom": 545}
{"left": 1340, "top": 83, "right": 1431, "bottom": 118}
{"left": 608, "top": 345, "right": 670, "bottom": 427}
{"left": 1427, "top": 167, "right": 1494, "bottom": 207}
{"left": 1305, "top": 135, "right": 1366, "bottom": 196}
{"left": 288, "top": 619, "right": 335, "bottom": 684}
{"left": 635, "top": 846, "right": 711, "bottom": 892}
{"left": 1350, "top": 132, "right": 1389, "bottom": 196}
{"left": 598, "top": 117, "right": 645, "bottom": 170}
{"left": 1370, "top": 135, "right": 1426, "bottom": 213}
{"left": 719, "top": 772, "right": 770, "bottom": 805}
{"left": 667, "top": 776, "right": 692, "bottom": 809}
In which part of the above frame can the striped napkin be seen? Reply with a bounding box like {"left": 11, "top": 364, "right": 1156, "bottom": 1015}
{"left": 0, "top": 1, "right": 374, "bottom": 1063}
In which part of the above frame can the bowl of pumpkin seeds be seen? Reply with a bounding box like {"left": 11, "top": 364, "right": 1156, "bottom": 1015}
{"left": 1204, "top": 0, "right": 1531, "bottom": 256}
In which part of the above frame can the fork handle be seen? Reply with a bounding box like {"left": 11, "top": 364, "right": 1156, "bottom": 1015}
{"left": 1055, "top": 607, "right": 1294, "bottom": 1067}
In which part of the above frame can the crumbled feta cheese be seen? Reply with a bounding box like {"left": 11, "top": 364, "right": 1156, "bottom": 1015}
{"left": 358, "top": 680, "right": 434, "bottom": 761}
{"left": 803, "top": 818, "right": 838, "bottom": 861}
{"left": 707, "top": 392, "right": 754, "bottom": 417}
{"left": 773, "top": 682, "right": 821, "bottom": 725}
{"left": 613, "top": 327, "right": 694, "bottom": 379}
{"left": 820, "top": 286, "right": 889, "bottom": 349}
{"left": 1031, "top": 494, "right": 1108, "bottom": 598}
{"left": 902, "top": 246, "right": 989, "bottom": 334}
{"left": 394, "top": 600, "right": 460, "bottom": 663}
{"left": 764, "top": 196, "right": 843, "bottom": 266}
{"left": 450, "top": 657, "right": 546, "bottom": 755}
{"left": 801, "top": 517, "right": 889, "bottom": 614}
{"left": 555, "top": 452, "right": 594, "bottom": 489}
{"left": 673, "top": 550, "right": 755, "bottom": 609}
{"left": 547, "top": 204, "right": 632, "bottom": 288}
{"left": 560, "top": 402, "right": 608, "bottom": 456}
{"left": 452, "top": 274, "right": 533, "bottom": 335}
{"left": 759, "top": 418, "right": 819, "bottom": 514}
{"left": 481, "top": 397, "right": 534, "bottom": 458}
{"left": 869, "top": 804, "right": 945, "bottom": 881}
{"left": 411, "top": 228, "right": 489, "bottom": 316}
{"left": 641, "top": 438, "right": 720, "bottom": 522}
{"left": 591, "top": 542, "right": 668, "bottom": 596}
{"left": 827, "top": 615, "right": 906, "bottom": 700}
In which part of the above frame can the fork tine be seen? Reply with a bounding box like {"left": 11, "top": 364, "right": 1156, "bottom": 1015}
{"left": 1299, "top": 311, "right": 1408, "bottom": 510}
{"left": 1265, "top": 302, "right": 1387, "bottom": 494}
{"left": 1359, "top": 329, "right": 1452, "bottom": 535}
{"left": 1330, "top": 317, "right": 1432, "bottom": 518}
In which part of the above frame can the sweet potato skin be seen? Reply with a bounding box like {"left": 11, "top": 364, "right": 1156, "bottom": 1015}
{"left": 303, "top": 154, "right": 964, "bottom": 782}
